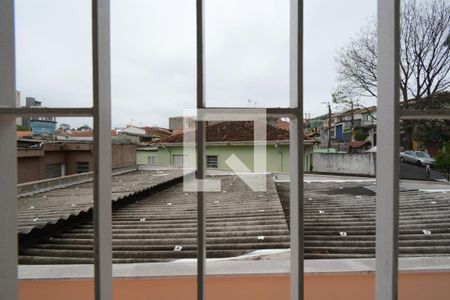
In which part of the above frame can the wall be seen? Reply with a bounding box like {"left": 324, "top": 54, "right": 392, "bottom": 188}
{"left": 18, "top": 272, "right": 450, "bottom": 300}
{"left": 137, "top": 144, "right": 312, "bottom": 172}
{"left": 17, "top": 143, "right": 137, "bottom": 183}
{"left": 312, "top": 152, "right": 376, "bottom": 176}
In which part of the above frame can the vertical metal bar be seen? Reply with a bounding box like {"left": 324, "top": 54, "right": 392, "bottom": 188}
{"left": 376, "top": 0, "right": 400, "bottom": 299}
{"left": 289, "top": 0, "right": 304, "bottom": 299}
{"left": 92, "top": 1, "right": 112, "bottom": 299}
{"left": 0, "top": 0, "right": 18, "bottom": 298}
{"left": 196, "top": 0, "right": 206, "bottom": 299}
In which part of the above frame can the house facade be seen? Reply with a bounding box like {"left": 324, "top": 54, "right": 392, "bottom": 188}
{"left": 17, "top": 140, "right": 137, "bottom": 183}
{"left": 137, "top": 121, "right": 315, "bottom": 172}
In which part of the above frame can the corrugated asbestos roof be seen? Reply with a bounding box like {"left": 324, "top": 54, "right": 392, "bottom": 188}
{"left": 17, "top": 169, "right": 183, "bottom": 235}
{"left": 19, "top": 174, "right": 289, "bottom": 264}
{"left": 17, "top": 173, "right": 450, "bottom": 264}
{"left": 276, "top": 181, "right": 450, "bottom": 259}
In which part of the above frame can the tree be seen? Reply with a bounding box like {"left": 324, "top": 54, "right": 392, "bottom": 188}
{"left": 354, "top": 130, "right": 368, "bottom": 142}
{"left": 410, "top": 92, "right": 450, "bottom": 148}
{"left": 435, "top": 141, "right": 450, "bottom": 173}
{"left": 336, "top": 0, "right": 450, "bottom": 103}
{"left": 335, "top": 0, "right": 450, "bottom": 147}
{"left": 16, "top": 125, "right": 28, "bottom": 131}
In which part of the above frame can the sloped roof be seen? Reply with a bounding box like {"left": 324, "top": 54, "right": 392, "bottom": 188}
{"left": 161, "top": 121, "right": 291, "bottom": 144}
{"left": 66, "top": 130, "right": 93, "bottom": 137}
{"left": 276, "top": 180, "right": 450, "bottom": 259}
{"left": 18, "top": 174, "right": 289, "bottom": 264}
{"left": 16, "top": 131, "right": 32, "bottom": 138}
{"left": 143, "top": 126, "right": 172, "bottom": 138}
{"left": 348, "top": 140, "right": 371, "bottom": 148}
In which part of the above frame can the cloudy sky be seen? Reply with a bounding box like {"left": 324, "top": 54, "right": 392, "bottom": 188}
{"left": 15, "top": 0, "right": 376, "bottom": 129}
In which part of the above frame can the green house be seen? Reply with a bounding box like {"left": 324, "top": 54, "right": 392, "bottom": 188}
{"left": 137, "top": 121, "right": 315, "bottom": 172}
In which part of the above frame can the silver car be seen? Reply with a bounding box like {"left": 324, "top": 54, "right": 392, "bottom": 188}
{"left": 400, "top": 151, "right": 435, "bottom": 166}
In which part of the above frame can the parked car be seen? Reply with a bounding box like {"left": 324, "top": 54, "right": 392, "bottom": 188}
{"left": 400, "top": 151, "right": 435, "bottom": 166}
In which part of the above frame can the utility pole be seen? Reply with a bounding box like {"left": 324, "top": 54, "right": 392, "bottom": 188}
{"left": 350, "top": 100, "right": 354, "bottom": 142}
{"left": 327, "top": 103, "right": 332, "bottom": 149}
{"left": 321, "top": 101, "right": 333, "bottom": 149}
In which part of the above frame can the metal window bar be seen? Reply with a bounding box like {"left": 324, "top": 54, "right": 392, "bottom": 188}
{"left": 376, "top": 1, "right": 400, "bottom": 300}
{"left": 289, "top": 0, "right": 304, "bottom": 299}
{"left": 0, "top": 1, "right": 112, "bottom": 299}
{"left": 195, "top": 1, "right": 304, "bottom": 300}
{"left": 196, "top": 0, "right": 206, "bottom": 299}
{"left": 92, "top": 0, "right": 113, "bottom": 299}
{"left": 0, "top": 0, "right": 18, "bottom": 299}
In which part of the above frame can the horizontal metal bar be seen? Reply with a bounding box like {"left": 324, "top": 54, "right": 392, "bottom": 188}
{"left": 200, "top": 107, "right": 299, "bottom": 117}
{"left": 400, "top": 110, "right": 450, "bottom": 120}
{"left": 0, "top": 107, "right": 93, "bottom": 117}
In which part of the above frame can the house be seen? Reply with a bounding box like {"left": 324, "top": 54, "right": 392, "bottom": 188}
{"left": 21, "top": 97, "right": 56, "bottom": 130}
{"left": 17, "top": 139, "right": 137, "bottom": 183}
{"left": 169, "top": 116, "right": 195, "bottom": 131}
{"left": 137, "top": 121, "right": 316, "bottom": 172}
{"left": 307, "top": 106, "right": 377, "bottom": 149}
{"left": 117, "top": 125, "right": 172, "bottom": 144}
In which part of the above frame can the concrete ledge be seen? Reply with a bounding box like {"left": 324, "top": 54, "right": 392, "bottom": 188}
{"left": 17, "top": 165, "right": 138, "bottom": 197}
{"left": 18, "top": 256, "right": 450, "bottom": 280}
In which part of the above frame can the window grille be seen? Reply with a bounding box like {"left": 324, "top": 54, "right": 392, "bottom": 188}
{"left": 206, "top": 155, "right": 218, "bottom": 168}
{"left": 76, "top": 161, "right": 90, "bottom": 173}
{"left": 2, "top": 0, "right": 446, "bottom": 300}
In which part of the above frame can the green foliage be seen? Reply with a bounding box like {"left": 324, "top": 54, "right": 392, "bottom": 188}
{"left": 16, "top": 125, "right": 28, "bottom": 131}
{"left": 354, "top": 130, "right": 368, "bottom": 141}
{"left": 435, "top": 142, "right": 450, "bottom": 172}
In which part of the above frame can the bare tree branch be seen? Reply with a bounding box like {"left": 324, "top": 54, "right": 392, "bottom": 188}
{"left": 335, "top": 0, "right": 450, "bottom": 105}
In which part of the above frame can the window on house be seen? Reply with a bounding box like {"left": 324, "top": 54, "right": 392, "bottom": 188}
{"left": 147, "top": 156, "right": 158, "bottom": 166}
{"left": 172, "top": 155, "right": 184, "bottom": 168}
{"left": 76, "top": 161, "right": 90, "bottom": 173}
{"left": 206, "top": 155, "right": 218, "bottom": 168}
{"left": 45, "top": 163, "right": 62, "bottom": 178}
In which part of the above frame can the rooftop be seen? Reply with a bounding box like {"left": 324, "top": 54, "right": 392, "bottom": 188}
{"left": 16, "top": 171, "right": 450, "bottom": 264}
{"left": 160, "top": 121, "right": 292, "bottom": 144}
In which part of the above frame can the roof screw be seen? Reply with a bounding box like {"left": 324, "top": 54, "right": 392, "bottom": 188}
{"left": 430, "top": 201, "right": 437, "bottom": 204}
{"left": 422, "top": 230, "right": 432, "bottom": 236}
{"left": 339, "top": 232, "right": 347, "bottom": 237}
{"left": 71, "top": 204, "right": 75, "bottom": 207}
{"left": 139, "top": 218, "right": 146, "bottom": 222}
{"left": 167, "top": 202, "right": 172, "bottom": 206}
{"left": 257, "top": 236, "right": 265, "bottom": 240}
{"left": 214, "top": 200, "right": 219, "bottom": 204}
{"left": 319, "top": 210, "right": 325, "bottom": 214}
{"left": 308, "top": 197, "right": 313, "bottom": 200}
{"left": 29, "top": 206, "right": 34, "bottom": 209}
{"left": 356, "top": 195, "right": 362, "bottom": 198}
{"left": 173, "top": 245, "right": 183, "bottom": 251}
{"left": 33, "top": 218, "right": 39, "bottom": 222}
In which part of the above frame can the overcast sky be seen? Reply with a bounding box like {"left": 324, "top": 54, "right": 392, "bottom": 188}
{"left": 15, "top": 0, "right": 376, "bottom": 129}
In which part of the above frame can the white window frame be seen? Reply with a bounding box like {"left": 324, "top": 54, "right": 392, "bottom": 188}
{"left": 147, "top": 155, "right": 158, "bottom": 166}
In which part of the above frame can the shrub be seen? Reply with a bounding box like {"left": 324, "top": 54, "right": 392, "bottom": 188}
{"left": 354, "top": 130, "right": 368, "bottom": 141}
{"left": 435, "top": 142, "right": 450, "bottom": 172}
